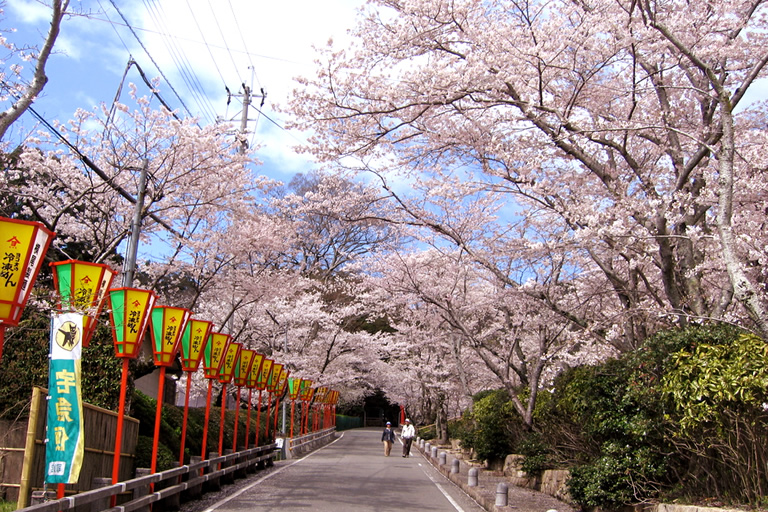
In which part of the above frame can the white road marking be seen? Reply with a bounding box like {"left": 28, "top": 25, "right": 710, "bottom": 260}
{"left": 418, "top": 462, "right": 466, "bottom": 512}
{"left": 202, "top": 432, "right": 346, "bottom": 512}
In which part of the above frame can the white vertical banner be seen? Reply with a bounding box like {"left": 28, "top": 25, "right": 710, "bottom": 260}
{"left": 45, "top": 312, "right": 85, "bottom": 484}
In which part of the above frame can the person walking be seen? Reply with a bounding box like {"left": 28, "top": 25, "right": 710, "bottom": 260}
{"left": 381, "top": 421, "right": 395, "bottom": 456}
{"left": 401, "top": 418, "right": 415, "bottom": 457}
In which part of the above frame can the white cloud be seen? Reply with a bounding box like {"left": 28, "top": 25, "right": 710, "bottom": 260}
{"left": 7, "top": 1, "right": 52, "bottom": 24}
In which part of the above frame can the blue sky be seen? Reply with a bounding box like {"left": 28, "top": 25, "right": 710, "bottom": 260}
{"left": 4, "top": 0, "right": 365, "bottom": 182}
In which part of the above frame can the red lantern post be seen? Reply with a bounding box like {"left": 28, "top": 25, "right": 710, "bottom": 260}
{"left": 0, "top": 217, "right": 54, "bottom": 359}
{"left": 108, "top": 287, "right": 156, "bottom": 486}
{"left": 298, "top": 379, "right": 313, "bottom": 435}
{"left": 232, "top": 348, "right": 255, "bottom": 451}
{"left": 273, "top": 368, "right": 290, "bottom": 434}
{"left": 148, "top": 306, "right": 190, "bottom": 474}
{"left": 200, "top": 332, "right": 230, "bottom": 460}
{"left": 244, "top": 353, "right": 264, "bottom": 449}
{"left": 265, "top": 363, "right": 282, "bottom": 442}
{"left": 253, "top": 358, "right": 272, "bottom": 446}
{"left": 217, "top": 342, "right": 241, "bottom": 456}
{"left": 287, "top": 378, "right": 301, "bottom": 438}
{"left": 178, "top": 318, "right": 212, "bottom": 466}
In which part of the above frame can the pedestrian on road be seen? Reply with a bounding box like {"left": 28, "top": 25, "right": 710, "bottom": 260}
{"left": 382, "top": 421, "right": 395, "bottom": 456}
{"left": 401, "top": 418, "right": 415, "bottom": 457}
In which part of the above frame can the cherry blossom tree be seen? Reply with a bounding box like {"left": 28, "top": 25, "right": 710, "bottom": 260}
{"left": 365, "top": 247, "right": 613, "bottom": 428}
{"left": 6, "top": 88, "right": 262, "bottom": 270}
{"left": 289, "top": 0, "right": 768, "bottom": 348}
{"left": 0, "top": 0, "right": 69, "bottom": 141}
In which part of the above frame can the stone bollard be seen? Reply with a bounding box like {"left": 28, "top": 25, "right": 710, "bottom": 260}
{"left": 425, "top": 442, "right": 431, "bottom": 453}
{"left": 90, "top": 476, "right": 113, "bottom": 512}
{"left": 451, "top": 459, "right": 460, "bottom": 474}
{"left": 439, "top": 451, "right": 447, "bottom": 466}
{"left": 468, "top": 467, "right": 478, "bottom": 487}
{"left": 431, "top": 446, "right": 438, "bottom": 459}
{"left": 496, "top": 482, "right": 509, "bottom": 506}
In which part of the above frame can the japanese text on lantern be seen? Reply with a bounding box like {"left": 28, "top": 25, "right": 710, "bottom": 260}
{"left": 22, "top": 243, "right": 43, "bottom": 290}
{"left": 128, "top": 310, "right": 141, "bottom": 333}
{"left": 164, "top": 325, "right": 178, "bottom": 351}
{"left": 0, "top": 248, "right": 20, "bottom": 287}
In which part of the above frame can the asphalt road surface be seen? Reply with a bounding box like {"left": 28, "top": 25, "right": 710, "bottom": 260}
{"left": 197, "top": 428, "right": 487, "bottom": 512}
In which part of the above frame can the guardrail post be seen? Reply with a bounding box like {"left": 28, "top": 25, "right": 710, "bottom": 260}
{"left": 468, "top": 467, "right": 478, "bottom": 487}
{"left": 184, "top": 456, "right": 203, "bottom": 500}
{"left": 90, "top": 476, "right": 113, "bottom": 512}
{"left": 496, "top": 482, "right": 509, "bottom": 506}
{"left": 157, "top": 463, "right": 181, "bottom": 511}
{"left": 221, "top": 449, "right": 236, "bottom": 484}
{"left": 133, "top": 468, "right": 152, "bottom": 512}
{"left": 451, "top": 459, "right": 460, "bottom": 474}
{"left": 203, "top": 452, "right": 221, "bottom": 493}
{"left": 30, "top": 490, "right": 56, "bottom": 505}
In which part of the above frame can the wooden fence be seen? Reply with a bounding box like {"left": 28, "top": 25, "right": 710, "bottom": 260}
{"left": 0, "top": 387, "right": 139, "bottom": 508}
{"left": 19, "top": 444, "right": 278, "bottom": 512}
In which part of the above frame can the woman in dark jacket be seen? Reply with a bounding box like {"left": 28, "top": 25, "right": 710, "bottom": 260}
{"left": 381, "top": 422, "right": 395, "bottom": 456}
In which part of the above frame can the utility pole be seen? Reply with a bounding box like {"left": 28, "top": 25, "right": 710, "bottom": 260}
{"left": 238, "top": 85, "right": 250, "bottom": 154}
{"left": 123, "top": 159, "right": 149, "bottom": 287}
{"left": 222, "top": 83, "right": 265, "bottom": 154}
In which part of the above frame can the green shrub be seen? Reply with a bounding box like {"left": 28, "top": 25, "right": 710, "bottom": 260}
{"left": 135, "top": 435, "right": 176, "bottom": 471}
{"left": 515, "top": 432, "right": 552, "bottom": 474}
{"left": 461, "top": 389, "right": 519, "bottom": 463}
{"left": 662, "top": 330, "right": 768, "bottom": 505}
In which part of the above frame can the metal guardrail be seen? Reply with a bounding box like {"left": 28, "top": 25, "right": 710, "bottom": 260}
{"left": 18, "top": 443, "right": 277, "bottom": 512}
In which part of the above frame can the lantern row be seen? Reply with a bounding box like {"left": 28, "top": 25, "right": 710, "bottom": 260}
{"left": 0, "top": 217, "right": 339, "bottom": 491}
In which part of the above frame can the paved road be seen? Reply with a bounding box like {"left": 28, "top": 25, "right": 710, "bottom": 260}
{"left": 199, "top": 428, "right": 486, "bottom": 512}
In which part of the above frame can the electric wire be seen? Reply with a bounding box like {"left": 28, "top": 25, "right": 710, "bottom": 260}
{"left": 185, "top": 2, "right": 228, "bottom": 90}
{"left": 206, "top": 1, "right": 243, "bottom": 85}
{"left": 107, "top": 0, "right": 195, "bottom": 120}
{"left": 227, "top": 0, "right": 261, "bottom": 89}
{"left": 143, "top": 0, "right": 218, "bottom": 123}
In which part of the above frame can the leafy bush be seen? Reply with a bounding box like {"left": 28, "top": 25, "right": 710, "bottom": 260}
{"left": 515, "top": 432, "right": 552, "bottom": 474}
{"left": 458, "top": 389, "right": 520, "bottom": 464}
{"left": 662, "top": 330, "right": 768, "bottom": 505}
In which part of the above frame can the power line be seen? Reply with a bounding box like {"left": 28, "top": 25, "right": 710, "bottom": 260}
{"left": 186, "top": 2, "right": 228, "bottom": 89}
{"left": 143, "top": 0, "right": 218, "bottom": 123}
{"left": 226, "top": 0, "right": 262, "bottom": 89}
{"left": 206, "top": 1, "right": 243, "bottom": 85}
{"left": 108, "top": 0, "right": 195, "bottom": 119}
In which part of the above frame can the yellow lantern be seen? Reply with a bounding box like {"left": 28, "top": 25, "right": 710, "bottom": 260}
{"left": 202, "top": 332, "right": 230, "bottom": 379}
{"left": 234, "top": 348, "right": 256, "bottom": 387}
{"left": 217, "top": 342, "right": 241, "bottom": 384}
{"left": 149, "top": 305, "right": 190, "bottom": 366}
{"left": 0, "top": 217, "right": 54, "bottom": 358}
{"left": 107, "top": 287, "right": 157, "bottom": 358}
{"left": 50, "top": 260, "right": 116, "bottom": 346}
{"left": 179, "top": 318, "right": 213, "bottom": 372}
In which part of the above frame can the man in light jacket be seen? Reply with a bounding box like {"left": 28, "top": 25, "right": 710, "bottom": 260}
{"left": 401, "top": 418, "right": 416, "bottom": 457}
